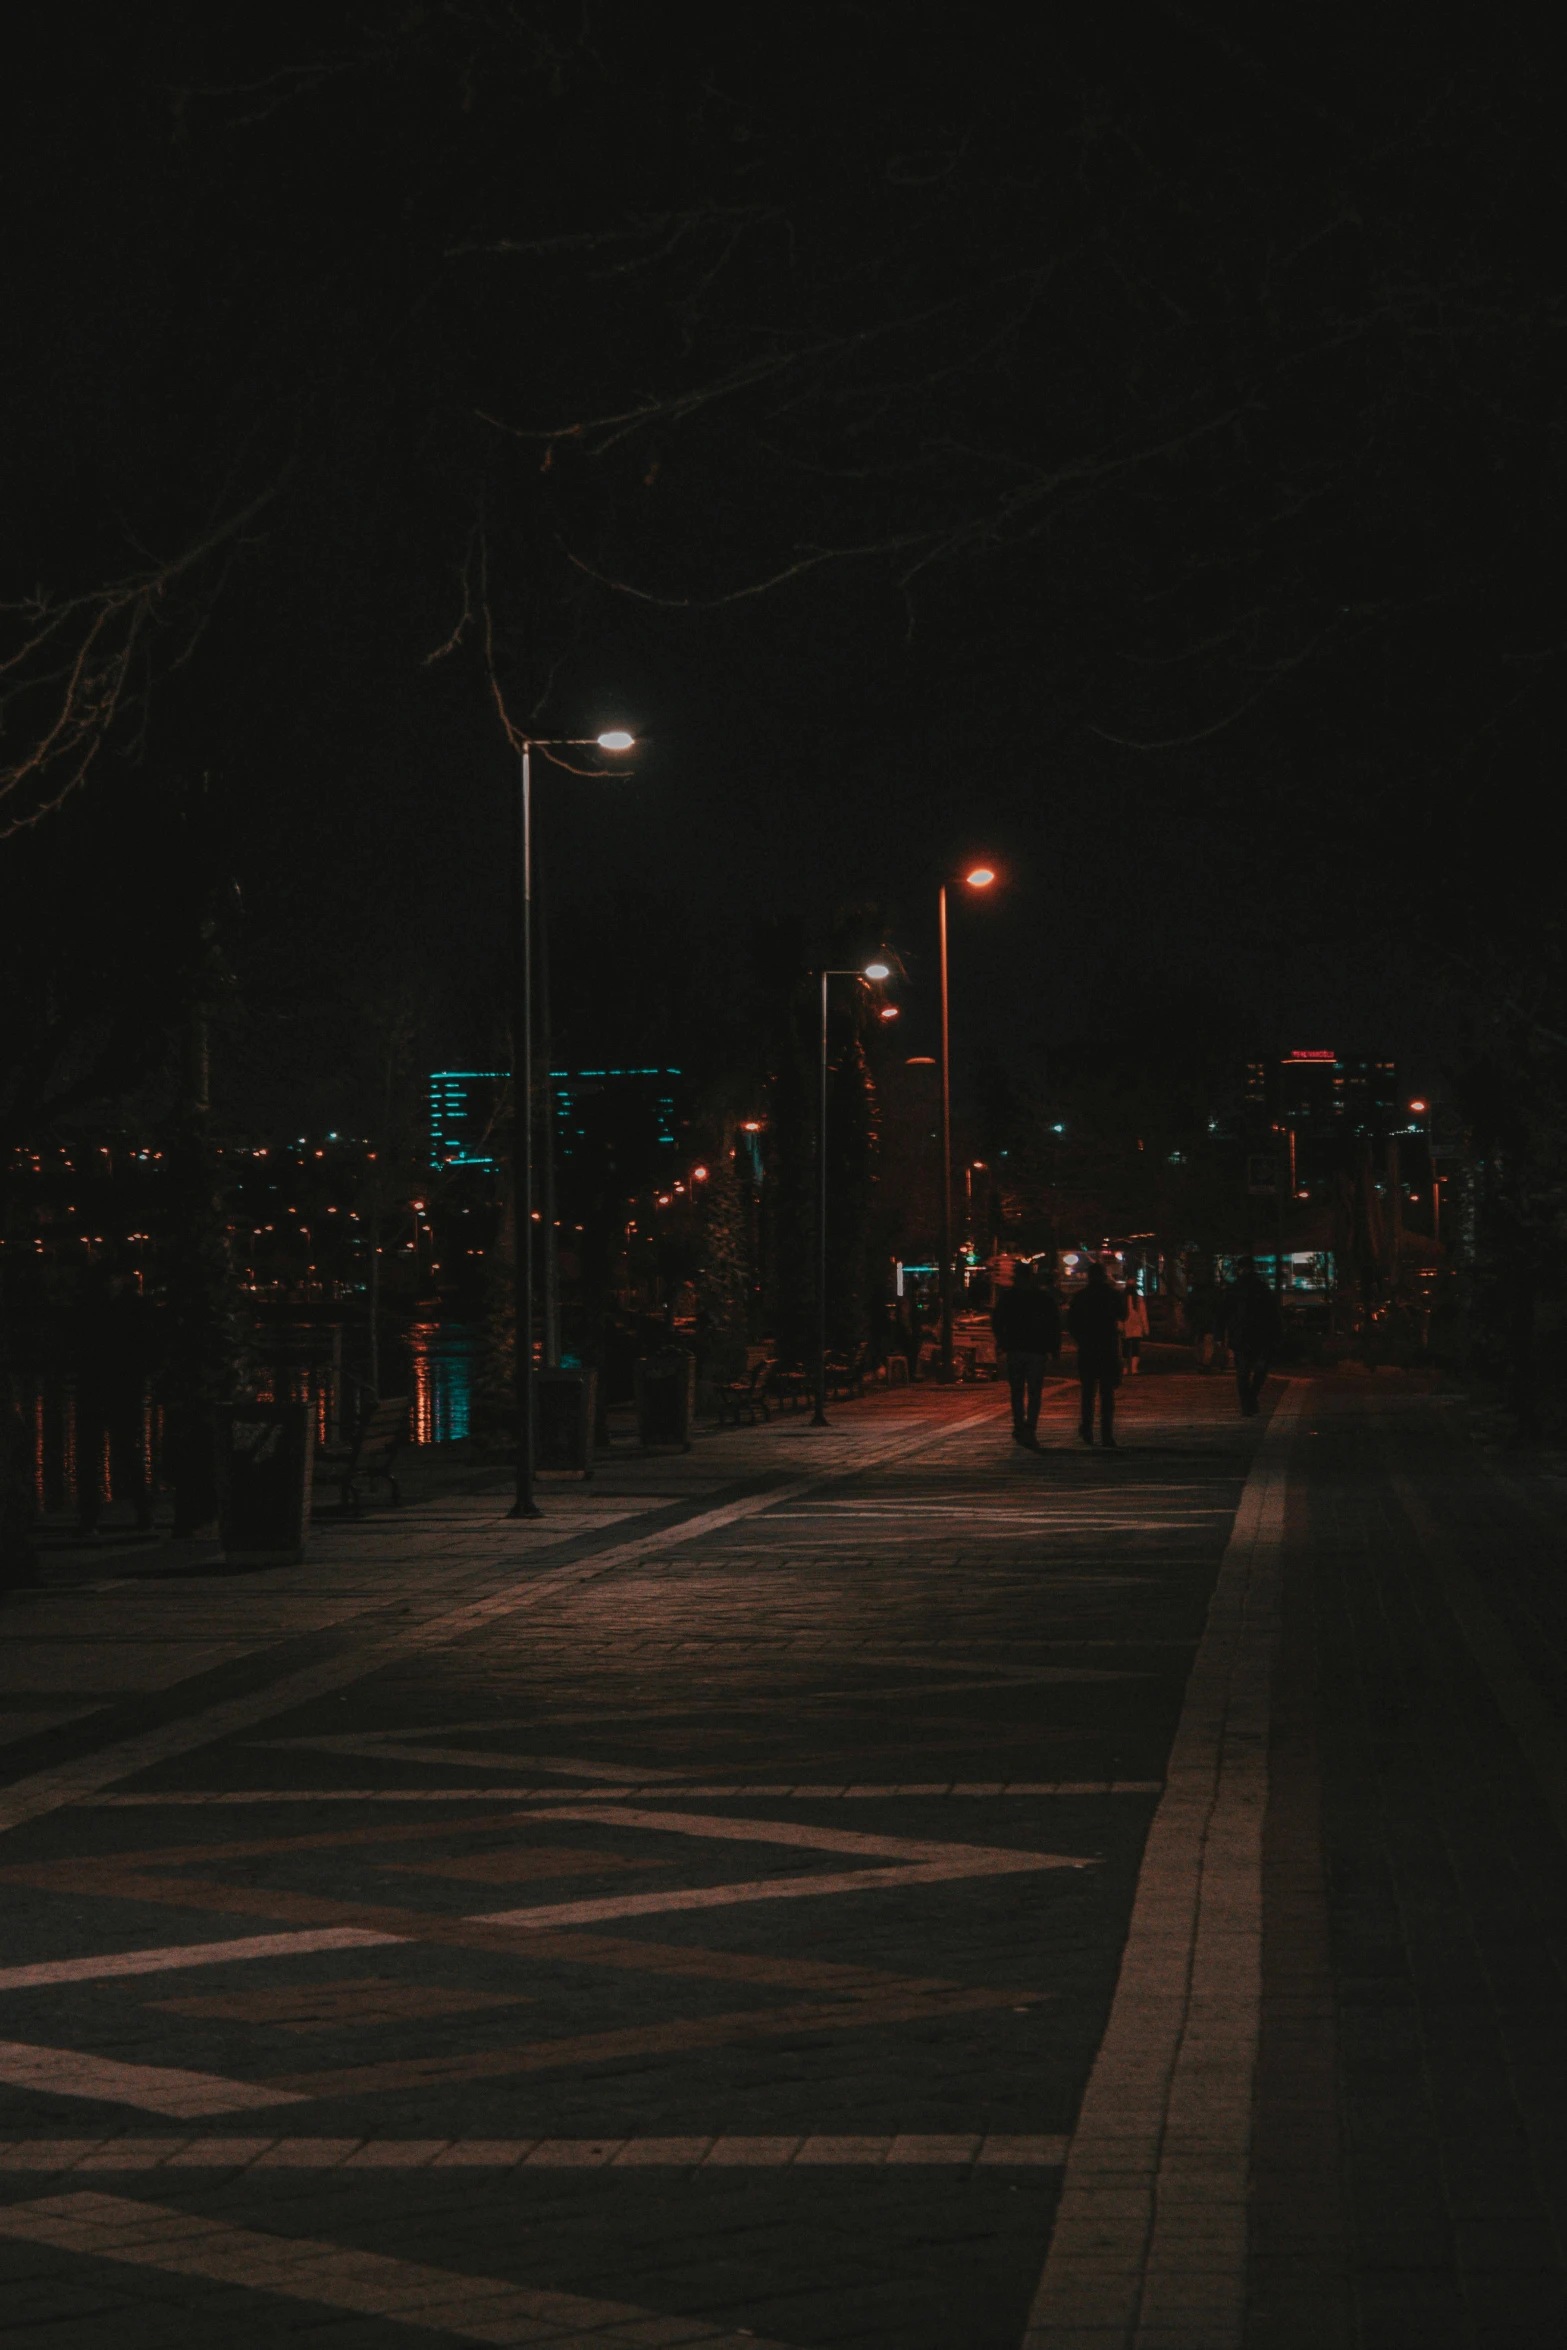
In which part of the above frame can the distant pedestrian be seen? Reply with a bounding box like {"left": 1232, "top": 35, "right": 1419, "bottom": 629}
{"left": 1068, "top": 1261, "right": 1127, "bottom": 1446}
{"left": 1225, "top": 1258, "right": 1282, "bottom": 1416}
{"left": 991, "top": 1261, "right": 1061, "bottom": 1449}
{"left": 73, "top": 1267, "right": 152, "bottom": 1538}
{"left": 1121, "top": 1282, "right": 1149, "bottom": 1373}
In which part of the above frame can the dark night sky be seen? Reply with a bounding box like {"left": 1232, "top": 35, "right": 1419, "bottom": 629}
{"left": 3, "top": 7, "right": 1561, "bottom": 1140}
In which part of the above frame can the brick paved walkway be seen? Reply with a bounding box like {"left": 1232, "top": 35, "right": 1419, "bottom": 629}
{"left": 3, "top": 1373, "right": 1565, "bottom": 2346}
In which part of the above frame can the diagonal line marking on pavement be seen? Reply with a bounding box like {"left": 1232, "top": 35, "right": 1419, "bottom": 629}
{"left": 0, "top": 2042, "right": 307, "bottom": 2120}
{"left": 0, "top": 2191, "right": 803, "bottom": 2346}
{"left": 3, "top": 1801, "right": 1087, "bottom": 1977}
{"left": 251, "top": 1732, "right": 701, "bottom": 1779}
{"left": 0, "top": 1928, "right": 402, "bottom": 1992}
{"left": 262, "top": 1984, "right": 1052, "bottom": 2101}
{"left": 471, "top": 1855, "right": 1079, "bottom": 1931}
{"left": 0, "top": 1401, "right": 1004, "bottom": 1839}
{"left": 2, "top": 1984, "right": 1051, "bottom": 2119}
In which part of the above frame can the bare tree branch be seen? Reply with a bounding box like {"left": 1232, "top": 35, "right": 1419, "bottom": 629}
{"left": 0, "top": 474, "right": 288, "bottom": 838}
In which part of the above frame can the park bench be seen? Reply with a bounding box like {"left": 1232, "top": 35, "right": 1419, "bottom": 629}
{"left": 317, "top": 1393, "right": 408, "bottom": 1514}
{"left": 770, "top": 1364, "right": 812, "bottom": 1411}
{"left": 716, "top": 1357, "right": 775, "bottom": 1426}
{"left": 825, "top": 1349, "right": 868, "bottom": 1399}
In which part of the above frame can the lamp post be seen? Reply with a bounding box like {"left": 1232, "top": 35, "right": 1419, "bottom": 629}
{"left": 508, "top": 729, "right": 635, "bottom": 1520}
{"left": 937, "top": 866, "right": 996, "bottom": 1382}
{"left": 811, "top": 960, "right": 891, "bottom": 1428}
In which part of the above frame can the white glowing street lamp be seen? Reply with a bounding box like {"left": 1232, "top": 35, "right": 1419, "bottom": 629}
{"left": 811, "top": 959, "right": 893, "bottom": 1427}
{"left": 508, "top": 728, "right": 636, "bottom": 1519}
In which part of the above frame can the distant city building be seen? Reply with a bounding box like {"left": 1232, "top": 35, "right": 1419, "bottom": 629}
{"left": 1244, "top": 1051, "right": 1397, "bottom": 1141}
{"left": 428, "top": 1071, "right": 506, "bottom": 1168}
{"left": 428, "top": 1067, "right": 683, "bottom": 1174}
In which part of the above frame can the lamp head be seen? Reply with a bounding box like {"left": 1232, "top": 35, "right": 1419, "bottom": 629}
{"left": 596, "top": 730, "right": 635, "bottom": 752}
{"left": 965, "top": 866, "right": 996, "bottom": 889}
{"left": 863, "top": 960, "right": 892, "bottom": 981}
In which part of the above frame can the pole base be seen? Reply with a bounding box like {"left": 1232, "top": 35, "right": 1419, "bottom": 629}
{"left": 809, "top": 1410, "right": 830, "bottom": 1428}
{"left": 506, "top": 1501, "right": 543, "bottom": 1520}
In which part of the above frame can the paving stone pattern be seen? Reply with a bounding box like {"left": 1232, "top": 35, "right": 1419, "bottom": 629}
{"left": 1262, "top": 1388, "right": 1567, "bottom": 2350}
{"left": 5, "top": 1372, "right": 1566, "bottom": 2347}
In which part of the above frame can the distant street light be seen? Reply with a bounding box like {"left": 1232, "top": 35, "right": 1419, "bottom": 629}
{"left": 938, "top": 864, "right": 999, "bottom": 1381}
{"left": 507, "top": 729, "right": 636, "bottom": 1520}
{"left": 812, "top": 959, "right": 893, "bottom": 1427}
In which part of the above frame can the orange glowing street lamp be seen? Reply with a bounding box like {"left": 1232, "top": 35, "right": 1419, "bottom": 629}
{"left": 938, "top": 864, "right": 1000, "bottom": 1381}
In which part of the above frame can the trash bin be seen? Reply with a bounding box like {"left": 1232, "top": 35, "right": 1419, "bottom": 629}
{"left": 217, "top": 1403, "right": 314, "bottom": 1564}
{"left": 535, "top": 1368, "right": 596, "bottom": 1477}
{"left": 634, "top": 1349, "right": 695, "bottom": 1452}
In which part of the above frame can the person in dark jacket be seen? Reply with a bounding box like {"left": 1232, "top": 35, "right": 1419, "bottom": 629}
{"left": 1068, "top": 1261, "right": 1128, "bottom": 1446}
{"left": 1225, "top": 1258, "right": 1283, "bottom": 1415}
{"left": 992, "top": 1262, "right": 1061, "bottom": 1448}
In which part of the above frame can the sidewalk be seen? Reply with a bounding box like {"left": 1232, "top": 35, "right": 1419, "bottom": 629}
{"left": 2, "top": 1372, "right": 1564, "bottom": 2347}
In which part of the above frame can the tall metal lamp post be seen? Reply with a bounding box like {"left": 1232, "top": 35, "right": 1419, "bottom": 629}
{"left": 937, "top": 865, "right": 997, "bottom": 1383}
{"left": 811, "top": 960, "right": 892, "bottom": 1428}
{"left": 508, "top": 729, "right": 636, "bottom": 1520}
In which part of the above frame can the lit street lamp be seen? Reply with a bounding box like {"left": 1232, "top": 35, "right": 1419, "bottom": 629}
{"left": 508, "top": 730, "right": 636, "bottom": 1520}
{"left": 812, "top": 959, "right": 891, "bottom": 1427}
{"left": 938, "top": 866, "right": 996, "bottom": 1381}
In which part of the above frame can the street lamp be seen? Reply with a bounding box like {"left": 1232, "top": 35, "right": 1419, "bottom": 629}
{"left": 938, "top": 865, "right": 997, "bottom": 1381}
{"left": 964, "top": 1160, "right": 987, "bottom": 1253}
{"left": 508, "top": 729, "right": 636, "bottom": 1520}
{"left": 811, "top": 959, "right": 892, "bottom": 1427}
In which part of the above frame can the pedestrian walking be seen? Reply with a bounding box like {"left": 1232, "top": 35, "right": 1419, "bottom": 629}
{"left": 1225, "top": 1256, "right": 1282, "bottom": 1416}
{"left": 991, "top": 1261, "right": 1061, "bottom": 1449}
{"left": 1068, "top": 1261, "right": 1127, "bottom": 1446}
{"left": 1121, "top": 1281, "right": 1149, "bottom": 1373}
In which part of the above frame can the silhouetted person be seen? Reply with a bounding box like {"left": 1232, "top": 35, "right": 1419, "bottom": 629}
{"left": 1226, "top": 1258, "right": 1282, "bottom": 1416}
{"left": 74, "top": 1269, "right": 152, "bottom": 1537}
{"left": 1068, "top": 1261, "right": 1127, "bottom": 1446}
{"left": 992, "top": 1261, "right": 1061, "bottom": 1449}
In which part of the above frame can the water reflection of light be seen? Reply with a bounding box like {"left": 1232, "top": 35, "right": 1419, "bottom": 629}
{"left": 407, "top": 1322, "right": 473, "bottom": 1445}
{"left": 25, "top": 1383, "right": 156, "bottom": 1517}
